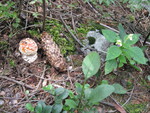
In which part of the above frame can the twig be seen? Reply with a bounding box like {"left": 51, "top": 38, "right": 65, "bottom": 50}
{"left": 35, "top": 66, "right": 46, "bottom": 91}
{"left": 143, "top": 31, "right": 150, "bottom": 45}
{"left": 22, "top": 9, "right": 60, "bottom": 21}
{"left": 42, "top": 0, "right": 46, "bottom": 31}
{"left": 122, "top": 86, "right": 134, "bottom": 106}
{"left": 99, "top": 23, "right": 119, "bottom": 33}
{"left": 0, "top": 75, "right": 34, "bottom": 89}
{"left": 87, "top": 2, "right": 100, "bottom": 14}
{"left": 59, "top": 15, "right": 85, "bottom": 47}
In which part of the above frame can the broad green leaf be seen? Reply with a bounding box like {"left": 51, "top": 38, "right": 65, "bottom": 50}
{"left": 84, "top": 88, "right": 92, "bottom": 99}
{"left": 112, "top": 83, "right": 127, "bottom": 94}
{"left": 52, "top": 104, "right": 63, "bottom": 113}
{"left": 123, "top": 34, "right": 140, "bottom": 46}
{"left": 75, "top": 83, "right": 83, "bottom": 95}
{"left": 118, "top": 55, "right": 127, "bottom": 63}
{"left": 57, "top": 89, "right": 69, "bottom": 100}
{"left": 102, "top": 29, "right": 119, "bottom": 42}
{"left": 118, "top": 23, "right": 126, "bottom": 40}
{"left": 128, "top": 47, "right": 147, "bottom": 64}
{"left": 43, "top": 105, "right": 52, "bottom": 113}
{"left": 118, "top": 62, "right": 124, "bottom": 68}
{"left": 35, "top": 101, "right": 46, "bottom": 113}
{"left": 55, "top": 88, "right": 65, "bottom": 96}
{"left": 105, "top": 59, "right": 117, "bottom": 75}
{"left": 106, "top": 45, "right": 122, "bottom": 61}
{"left": 25, "top": 103, "right": 34, "bottom": 112}
{"left": 89, "top": 84, "right": 115, "bottom": 103}
{"left": 65, "top": 99, "right": 77, "bottom": 109}
{"left": 82, "top": 52, "right": 100, "bottom": 79}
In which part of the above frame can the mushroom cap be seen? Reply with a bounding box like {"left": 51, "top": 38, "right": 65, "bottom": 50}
{"left": 19, "top": 38, "right": 38, "bottom": 55}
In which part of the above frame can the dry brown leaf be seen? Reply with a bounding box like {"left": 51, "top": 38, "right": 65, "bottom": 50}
{"left": 114, "top": 104, "right": 126, "bottom": 113}
{"left": 41, "top": 32, "right": 67, "bottom": 72}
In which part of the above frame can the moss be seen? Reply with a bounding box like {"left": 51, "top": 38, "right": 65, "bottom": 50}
{"left": 124, "top": 103, "right": 147, "bottom": 113}
{"left": 0, "top": 41, "right": 8, "bottom": 50}
{"left": 45, "top": 20, "right": 75, "bottom": 55}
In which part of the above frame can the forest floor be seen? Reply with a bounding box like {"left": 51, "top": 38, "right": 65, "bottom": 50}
{"left": 0, "top": 0, "right": 150, "bottom": 113}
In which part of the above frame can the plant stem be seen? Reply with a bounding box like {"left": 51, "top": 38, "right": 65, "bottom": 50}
{"left": 42, "top": 0, "right": 46, "bottom": 31}
{"left": 77, "top": 79, "right": 87, "bottom": 112}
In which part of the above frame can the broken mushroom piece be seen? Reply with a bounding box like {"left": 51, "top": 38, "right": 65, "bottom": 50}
{"left": 19, "top": 38, "right": 38, "bottom": 63}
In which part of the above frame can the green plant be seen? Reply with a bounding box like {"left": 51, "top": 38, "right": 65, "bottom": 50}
{"left": 124, "top": 103, "right": 147, "bottom": 113}
{"left": 84, "top": 0, "right": 116, "bottom": 6}
{"left": 26, "top": 52, "right": 127, "bottom": 113}
{"left": 0, "top": 1, "right": 20, "bottom": 29}
{"left": 102, "top": 24, "right": 148, "bottom": 75}
{"left": 120, "top": 0, "right": 150, "bottom": 12}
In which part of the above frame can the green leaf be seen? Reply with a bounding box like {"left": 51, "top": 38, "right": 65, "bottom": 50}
{"left": 65, "top": 99, "right": 77, "bottom": 109}
{"left": 128, "top": 47, "right": 147, "bottom": 64}
{"left": 35, "top": 101, "right": 46, "bottom": 113}
{"left": 101, "top": 80, "right": 109, "bottom": 84}
{"left": 105, "top": 59, "right": 117, "bottom": 75}
{"left": 55, "top": 88, "right": 65, "bottom": 96}
{"left": 82, "top": 52, "right": 101, "bottom": 79}
{"left": 43, "top": 105, "right": 52, "bottom": 113}
{"left": 102, "top": 29, "right": 119, "bottom": 42}
{"left": 75, "top": 83, "right": 83, "bottom": 95}
{"left": 123, "top": 34, "right": 140, "bottom": 46}
{"left": 118, "top": 55, "right": 127, "bottom": 63}
{"left": 112, "top": 83, "right": 127, "bottom": 94}
{"left": 106, "top": 46, "right": 122, "bottom": 61}
{"left": 118, "top": 24, "right": 126, "bottom": 40}
{"left": 25, "top": 103, "right": 34, "bottom": 112}
{"left": 89, "top": 84, "right": 115, "bottom": 103}
{"left": 84, "top": 88, "right": 92, "bottom": 99}
{"left": 43, "top": 84, "right": 53, "bottom": 91}
{"left": 57, "top": 89, "right": 69, "bottom": 100}
{"left": 52, "top": 104, "right": 63, "bottom": 113}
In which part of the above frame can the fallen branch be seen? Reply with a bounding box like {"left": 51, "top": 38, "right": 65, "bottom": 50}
{"left": 59, "top": 15, "right": 84, "bottom": 47}
{"left": 0, "top": 75, "right": 35, "bottom": 89}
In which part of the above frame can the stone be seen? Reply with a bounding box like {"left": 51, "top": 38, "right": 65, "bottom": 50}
{"left": 82, "top": 30, "right": 111, "bottom": 62}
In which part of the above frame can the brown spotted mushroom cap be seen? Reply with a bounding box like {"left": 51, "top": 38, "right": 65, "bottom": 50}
{"left": 19, "top": 38, "right": 38, "bottom": 56}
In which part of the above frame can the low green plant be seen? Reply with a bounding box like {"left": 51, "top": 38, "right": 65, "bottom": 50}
{"left": 0, "top": 1, "right": 20, "bottom": 29}
{"left": 26, "top": 52, "right": 127, "bottom": 113}
{"left": 124, "top": 103, "right": 147, "bottom": 113}
{"left": 102, "top": 24, "right": 148, "bottom": 75}
{"left": 83, "top": 0, "right": 116, "bottom": 6}
{"left": 120, "top": 0, "right": 150, "bottom": 12}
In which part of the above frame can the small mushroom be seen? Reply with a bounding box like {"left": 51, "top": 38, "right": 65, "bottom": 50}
{"left": 19, "top": 38, "right": 38, "bottom": 63}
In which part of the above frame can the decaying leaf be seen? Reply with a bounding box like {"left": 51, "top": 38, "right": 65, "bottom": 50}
{"left": 41, "top": 32, "right": 67, "bottom": 72}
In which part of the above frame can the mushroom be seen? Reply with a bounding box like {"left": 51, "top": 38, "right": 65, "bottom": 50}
{"left": 19, "top": 38, "right": 38, "bottom": 63}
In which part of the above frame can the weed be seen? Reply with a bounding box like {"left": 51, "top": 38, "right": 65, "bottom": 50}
{"left": 102, "top": 24, "right": 147, "bottom": 75}
{"left": 26, "top": 52, "right": 127, "bottom": 113}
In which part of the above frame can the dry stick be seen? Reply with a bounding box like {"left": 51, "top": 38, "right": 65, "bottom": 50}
{"left": 0, "top": 75, "right": 34, "bottom": 89}
{"left": 122, "top": 86, "right": 134, "bottom": 106}
{"left": 19, "top": 0, "right": 23, "bottom": 18}
{"left": 42, "top": 0, "right": 46, "bottom": 31}
{"left": 59, "top": 15, "right": 85, "bottom": 47}
{"left": 99, "top": 23, "right": 120, "bottom": 33}
{"left": 143, "top": 31, "right": 150, "bottom": 45}
{"left": 22, "top": 9, "right": 60, "bottom": 22}
{"left": 35, "top": 66, "right": 46, "bottom": 91}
